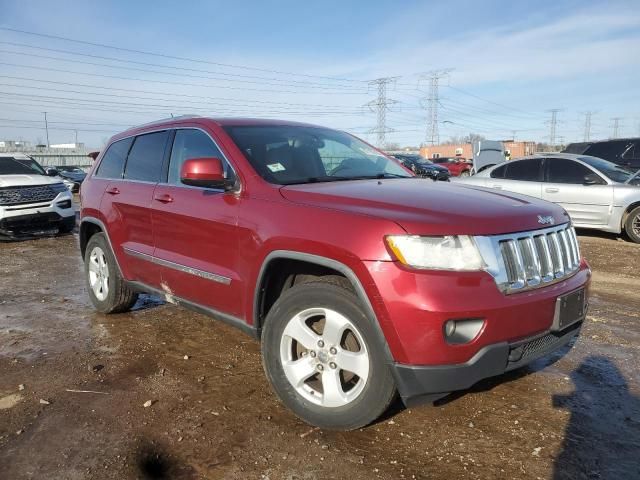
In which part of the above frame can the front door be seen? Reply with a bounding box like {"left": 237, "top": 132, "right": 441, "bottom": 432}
{"left": 151, "top": 128, "right": 243, "bottom": 317}
{"left": 542, "top": 158, "right": 613, "bottom": 226}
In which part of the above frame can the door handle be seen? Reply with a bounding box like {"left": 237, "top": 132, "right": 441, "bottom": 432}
{"left": 545, "top": 187, "right": 559, "bottom": 193}
{"left": 491, "top": 184, "right": 503, "bottom": 190}
{"left": 105, "top": 187, "right": 120, "bottom": 195}
{"left": 154, "top": 193, "right": 174, "bottom": 204}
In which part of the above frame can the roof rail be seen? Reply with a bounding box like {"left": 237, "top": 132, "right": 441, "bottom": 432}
{"left": 131, "top": 114, "right": 202, "bottom": 130}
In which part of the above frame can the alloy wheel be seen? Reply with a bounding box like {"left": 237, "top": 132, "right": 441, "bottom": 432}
{"left": 279, "top": 307, "right": 370, "bottom": 408}
{"left": 88, "top": 246, "right": 110, "bottom": 301}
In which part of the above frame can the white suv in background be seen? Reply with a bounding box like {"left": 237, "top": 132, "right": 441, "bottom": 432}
{"left": 0, "top": 153, "right": 75, "bottom": 239}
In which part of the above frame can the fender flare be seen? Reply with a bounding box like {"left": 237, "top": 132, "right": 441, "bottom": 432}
{"left": 79, "top": 216, "right": 124, "bottom": 275}
{"left": 253, "top": 250, "right": 395, "bottom": 364}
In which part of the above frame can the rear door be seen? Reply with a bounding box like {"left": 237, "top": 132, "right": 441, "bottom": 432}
{"left": 101, "top": 131, "right": 170, "bottom": 287}
{"left": 486, "top": 158, "right": 544, "bottom": 199}
{"left": 151, "top": 128, "right": 243, "bottom": 317}
{"left": 542, "top": 158, "right": 613, "bottom": 226}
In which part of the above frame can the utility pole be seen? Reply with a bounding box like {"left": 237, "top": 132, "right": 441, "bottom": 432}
{"left": 611, "top": 117, "right": 622, "bottom": 139}
{"left": 74, "top": 129, "right": 78, "bottom": 146}
{"left": 365, "top": 77, "right": 398, "bottom": 148}
{"left": 582, "top": 111, "right": 594, "bottom": 142}
{"left": 42, "top": 111, "right": 50, "bottom": 148}
{"left": 547, "top": 109, "right": 561, "bottom": 150}
{"left": 419, "top": 70, "right": 453, "bottom": 145}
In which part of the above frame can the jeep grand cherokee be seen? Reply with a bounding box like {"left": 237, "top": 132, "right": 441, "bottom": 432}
{"left": 79, "top": 117, "right": 590, "bottom": 430}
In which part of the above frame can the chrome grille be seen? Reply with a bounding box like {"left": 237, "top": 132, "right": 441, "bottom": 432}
{"left": 476, "top": 223, "right": 581, "bottom": 294}
{"left": 0, "top": 185, "right": 58, "bottom": 206}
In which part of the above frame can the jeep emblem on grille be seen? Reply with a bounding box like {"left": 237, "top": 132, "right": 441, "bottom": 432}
{"left": 537, "top": 215, "right": 554, "bottom": 225}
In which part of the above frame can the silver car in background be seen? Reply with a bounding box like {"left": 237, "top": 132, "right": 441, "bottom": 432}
{"left": 457, "top": 153, "right": 640, "bottom": 243}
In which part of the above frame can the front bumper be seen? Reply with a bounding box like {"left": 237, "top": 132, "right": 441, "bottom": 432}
{"left": 0, "top": 193, "right": 75, "bottom": 239}
{"left": 0, "top": 212, "right": 75, "bottom": 238}
{"left": 392, "top": 321, "right": 582, "bottom": 405}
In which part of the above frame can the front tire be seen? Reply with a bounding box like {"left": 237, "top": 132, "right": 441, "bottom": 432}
{"left": 84, "top": 233, "right": 138, "bottom": 313}
{"left": 459, "top": 170, "right": 471, "bottom": 177}
{"left": 624, "top": 206, "right": 640, "bottom": 243}
{"left": 261, "top": 279, "right": 396, "bottom": 430}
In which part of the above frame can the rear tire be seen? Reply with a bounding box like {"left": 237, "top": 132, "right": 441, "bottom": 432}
{"left": 261, "top": 279, "right": 396, "bottom": 430}
{"left": 84, "top": 232, "right": 138, "bottom": 313}
{"left": 459, "top": 170, "right": 471, "bottom": 177}
{"left": 624, "top": 206, "right": 640, "bottom": 243}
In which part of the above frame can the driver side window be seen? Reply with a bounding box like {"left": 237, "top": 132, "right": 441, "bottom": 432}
{"left": 546, "top": 158, "right": 599, "bottom": 184}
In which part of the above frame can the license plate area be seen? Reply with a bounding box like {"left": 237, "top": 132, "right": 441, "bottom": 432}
{"left": 552, "top": 288, "right": 587, "bottom": 331}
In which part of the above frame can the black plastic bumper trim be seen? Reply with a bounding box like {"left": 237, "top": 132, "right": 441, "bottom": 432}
{"left": 392, "top": 322, "right": 582, "bottom": 406}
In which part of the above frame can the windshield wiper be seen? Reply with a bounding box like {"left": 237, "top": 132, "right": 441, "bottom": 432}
{"left": 281, "top": 173, "right": 411, "bottom": 185}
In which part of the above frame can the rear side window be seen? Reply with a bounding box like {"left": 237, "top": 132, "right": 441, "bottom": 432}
{"left": 504, "top": 158, "right": 542, "bottom": 181}
{"left": 124, "top": 131, "right": 169, "bottom": 182}
{"left": 490, "top": 164, "right": 507, "bottom": 178}
{"left": 95, "top": 137, "right": 133, "bottom": 179}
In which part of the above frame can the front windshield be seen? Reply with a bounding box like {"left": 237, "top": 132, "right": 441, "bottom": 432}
{"left": 223, "top": 125, "right": 412, "bottom": 185}
{"left": 0, "top": 157, "right": 46, "bottom": 176}
{"left": 579, "top": 156, "right": 634, "bottom": 183}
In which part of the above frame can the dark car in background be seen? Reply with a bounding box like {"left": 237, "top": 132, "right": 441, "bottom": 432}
{"left": 563, "top": 138, "right": 640, "bottom": 172}
{"left": 55, "top": 166, "right": 87, "bottom": 193}
{"left": 391, "top": 154, "right": 450, "bottom": 181}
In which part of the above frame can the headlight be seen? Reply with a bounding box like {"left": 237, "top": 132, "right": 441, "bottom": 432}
{"left": 385, "top": 235, "right": 485, "bottom": 271}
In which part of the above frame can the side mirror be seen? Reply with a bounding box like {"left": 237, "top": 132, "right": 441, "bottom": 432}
{"left": 180, "top": 157, "right": 229, "bottom": 189}
{"left": 583, "top": 173, "right": 603, "bottom": 185}
{"left": 46, "top": 168, "right": 59, "bottom": 177}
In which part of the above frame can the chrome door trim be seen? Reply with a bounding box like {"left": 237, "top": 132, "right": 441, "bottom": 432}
{"left": 123, "top": 247, "right": 232, "bottom": 285}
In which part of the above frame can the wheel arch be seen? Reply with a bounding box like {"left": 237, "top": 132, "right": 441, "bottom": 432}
{"left": 79, "top": 217, "right": 123, "bottom": 275}
{"left": 622, "top": 201, "right": 640, "bottom": 232}
{"left": 622, "top": 201, "right": 640, "bottom": 223}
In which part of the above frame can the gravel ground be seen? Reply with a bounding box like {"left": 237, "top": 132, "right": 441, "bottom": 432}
{"left": 0, "top": 229, "right": 639, "bottom": 479}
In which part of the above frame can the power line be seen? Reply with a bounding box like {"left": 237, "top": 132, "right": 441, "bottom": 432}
{"left": 0, "top": 27, "right": 367, "bottom": 84}
{"left": 0, "top": 62, "right": 364, "bottom": 96}
{"left": 365, "top": 77, "right": 398, "bottom": 147}
{"left": 0, "top": 41, "right": 365, "bottom": 90}
{"left": 0, "top": 48, "right": 365, "bottom": 93}
{"left": 0, "top": 75, "right": 361, "bottom": 109}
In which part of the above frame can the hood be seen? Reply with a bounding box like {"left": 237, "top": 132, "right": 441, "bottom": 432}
{"left": 280, "top": 178, "right": 569, "bottom": 236}
{"left": 0, "top": 174, "right": 62, "bottom": 188}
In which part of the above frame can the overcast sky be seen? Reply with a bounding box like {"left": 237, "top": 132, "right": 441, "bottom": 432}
{"left": 0, "top": 0, "right": 639, "bottom": 148}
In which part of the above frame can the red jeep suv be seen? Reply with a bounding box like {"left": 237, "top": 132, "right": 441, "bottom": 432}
{"left": 80, "top": 117, "right": 590, "bottom": 430}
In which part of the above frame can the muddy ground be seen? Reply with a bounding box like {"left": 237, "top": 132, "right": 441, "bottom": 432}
{"left": 0, "top": 229, "right": 639, "bottom": 480}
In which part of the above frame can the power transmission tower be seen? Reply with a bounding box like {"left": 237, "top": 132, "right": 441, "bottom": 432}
{"left": 365, "top": 77, "right": 398, "bottom": 148}
{"left": 611, "top": 117, "right": 622, "bottom": 139}
{"left": 582, "top": 111, "right": 594, "bottom": 142}
{"left": 547, "top": 109, "right": 561, "bottom": 149}
{"left": 420, "top": 69, "right": 453, "bottom": 145}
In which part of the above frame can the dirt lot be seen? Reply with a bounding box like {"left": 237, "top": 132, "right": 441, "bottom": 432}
{"left": 1, "top": 230, "right": 639, "bottom": 480}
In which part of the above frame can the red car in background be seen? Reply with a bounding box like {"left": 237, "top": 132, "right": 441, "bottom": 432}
{"left": 431, "top": 156, "right": 472, "bottom": 177}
